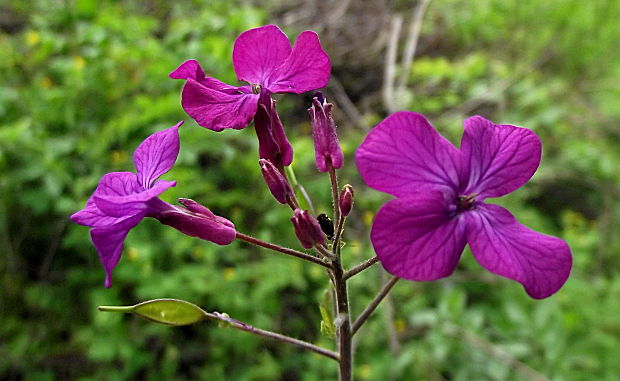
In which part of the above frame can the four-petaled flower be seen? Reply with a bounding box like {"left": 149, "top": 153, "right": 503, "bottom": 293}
{"left": 170, "top": 24, "right": 331, "bottom": 132}
{"left": 71, "top": 122, "right": 236, "bottom": 287}
{"left": 356, "top": 112, "right": 572, "bottom": 299}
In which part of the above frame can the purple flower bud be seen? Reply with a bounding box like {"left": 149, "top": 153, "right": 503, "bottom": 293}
{"left": 254, "top": 91, "right": 293, "bottom": 167}
{"left": 259, "top": 159, "right": 294, "bottom": 204}
{"left": 339, "top": 184, "right": 354, "bottom": 217}
{"left": 155, "top": 199, "right": 236, "bottom": 246}
{"left": 291, "top": 209, "right": 325, "bottom": 249}
{"left": 309, "top": 92, "right": 344, "bottom": 172}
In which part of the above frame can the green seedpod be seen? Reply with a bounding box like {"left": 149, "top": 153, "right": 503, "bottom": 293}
{"left": 98, "top": 299, "right": 206, "bottom": 326}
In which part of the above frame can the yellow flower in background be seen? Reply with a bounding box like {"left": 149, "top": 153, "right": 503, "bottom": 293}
{"left": 73, "top": 56, "right": 85, "bottom": 70}
{"left": 25, "top": 30, "right": 40, "bottom": 45}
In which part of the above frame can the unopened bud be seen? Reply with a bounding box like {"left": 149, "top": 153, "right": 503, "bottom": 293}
{"left": 309, "top": 91, "right": 344, "bottom": 172}
{"left": 255, "top": 91, "right": 293, "bottom": 167}
{"left": 259, "top": 159, "right": 293, "bottom": 204}
{"left": 339, "top": 185, "right": 354, "bottom": 217}
{"left": 155, "top": 199, "right": 236, "bottom": 245}
{"left": 291, "top": 209, "right": 325, "bottom": 249}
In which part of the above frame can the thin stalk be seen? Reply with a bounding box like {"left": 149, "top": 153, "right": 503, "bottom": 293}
{"left": 332, "top": 214, "right": 345, "bottom": 256}
{"left": 344, "top": 256, "right": 379, "bottom": 279}
{"left": 316, "top": 244, "right": 337, "bottom": 260}
{"left": 236, "top": 232, "right": 329, "bottom": 268}
{"left": 352, "top": 276, "right": 400, "bottom": 335}
{"left": 286, "top": 165, "right": 316, "bottom": 215}
{"left": 206, "top": 311, "right": 339, "bottom": 361}
{"left": 327, "top": 163, "right": 340, "bottom": 223}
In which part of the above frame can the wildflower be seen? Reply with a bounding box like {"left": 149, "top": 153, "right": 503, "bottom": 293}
{"left": 170, "top": 24, "right": 331, "bottom": 132}
{"left": 308, "top": 92, "right": 343, "bottom": 172}
{"left": 71, "top": 122, "right": 235, "bottom": 287}
{"left": 291, "top": 209, "right": 325, "bottom": 249}
{"left": 356, "top": 112, "right": 572, "bottom": 299}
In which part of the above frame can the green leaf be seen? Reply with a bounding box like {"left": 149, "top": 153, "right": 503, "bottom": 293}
{"left": 319, "top": 289, "right": 336, "bottom": 338}
{"left": 98, "top": 299, "right": 206, "bottom": 326}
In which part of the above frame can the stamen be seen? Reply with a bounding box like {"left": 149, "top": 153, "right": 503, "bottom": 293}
{"left": 251, "top": 83, "right": 262, "bottom": 94}
{"left": 456, "top": 194, "right": 477, "bottom": 212}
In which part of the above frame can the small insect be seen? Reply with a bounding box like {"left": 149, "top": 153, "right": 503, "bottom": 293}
{"left": 317, "top": 213, "right": 335, "bottom": 240}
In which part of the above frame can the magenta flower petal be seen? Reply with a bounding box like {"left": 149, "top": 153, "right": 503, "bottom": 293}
{"left": 266, "top": 31, "right": 331, "bottom": 94}
{"left": 181, "top": 79, "right": 259, "bottom": 131}
{"left": 90, "top": 212, "right": 145, "bottom": 288}
{"left": 134, "top": 121, "right": 182, "bottom": 188}
{"left": 92, "top": 172, "right": 143, "bottom": 198}
{"left": 370, "top": 193, "right": 467, "bottom": 281}
{"left": 71, "top": 197, "right": 123, "bottom": 227}
{"left": 465, "top": 204, "right": 572, "bottom": 299}
{"left": 94, "top": 180, "right": 176, "bottom": 217}
{"left": 356, "top": 111, "right": 464, "bottom": 198}
{"left": 169, "top": 59, "right": 206, "bottom": 81}
{"left": 233, "top": 24, "right": 292, "bottom": 85}
{"left": 461, "top": 116, "right": 541, "bottom": 199}
{"left": 170, "top": 60, "right": 251, "bottom": 95}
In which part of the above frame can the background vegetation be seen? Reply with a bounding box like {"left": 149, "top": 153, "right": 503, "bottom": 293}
{"left": 1, "top": 0, "right": 619, "bottom": 380}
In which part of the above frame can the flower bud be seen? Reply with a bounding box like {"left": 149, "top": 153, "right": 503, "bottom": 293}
{"left": 259, "top": 159, "right": 293, "bottom": 204}
{"left": 308, "top": 92, "right": 344, "bottom": 172}
{"left": 339, "top": 184, "right": 354, "bottom": 217}
{"left": 254, "top": 90, "right": 293, "bottom": 167}
{"left": 291, "top": 209, "right": 325, "bottom": 249}
{"left": 155, "top": 199, "right": 236, "bottom": 245}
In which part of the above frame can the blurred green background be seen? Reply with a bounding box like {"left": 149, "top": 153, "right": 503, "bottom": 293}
{"left": 1, "top": 0, "right": 620, "bottom": 380}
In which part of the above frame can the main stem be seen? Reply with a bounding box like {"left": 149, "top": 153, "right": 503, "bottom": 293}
{"left": 333, "top": 257, "right": 352, "bottom": 381}
{"left": 327, "top": 161, "right": 352, "bottom": 381}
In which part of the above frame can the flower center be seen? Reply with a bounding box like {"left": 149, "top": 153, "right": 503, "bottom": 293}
{"left": 456, "top": 194, "right": 477, "bottom": 212}
{"left": 251, "top": 83, "right": 262, "bottom": 94}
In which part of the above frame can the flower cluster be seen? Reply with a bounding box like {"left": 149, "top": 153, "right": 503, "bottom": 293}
{"left": 72, "top": 24, "right": 571, "bottom": 301}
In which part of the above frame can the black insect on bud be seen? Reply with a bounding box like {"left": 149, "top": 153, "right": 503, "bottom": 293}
{"left": 317, "top": 213, "right": 335, "bottom": 240}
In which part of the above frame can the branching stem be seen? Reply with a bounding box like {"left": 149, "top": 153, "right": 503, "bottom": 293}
{"left": 206, "top": 311, "right": 339, "bottom": 361}
{"left": 352, "top": 276, "right": 400, "bottom": 335}
{"left": 345, "top": 256, "right": 379, "bottom": 279}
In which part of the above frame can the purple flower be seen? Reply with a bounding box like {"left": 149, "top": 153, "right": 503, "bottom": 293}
{"left": 356, "top": 112, "right": 572, "bottom": 299}
{"left": 170, "top": 24, "right": 331, "bottom": 132}
{"left": 71, "top": 122, "right": 236, "bottom": 287}
{"left": 309, "top": 92, "right": 344, "bottom": 172}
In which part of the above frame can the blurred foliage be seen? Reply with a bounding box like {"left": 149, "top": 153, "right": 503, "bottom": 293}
{"left": 1, "top": 0, "right": 619, "bottom": 380}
